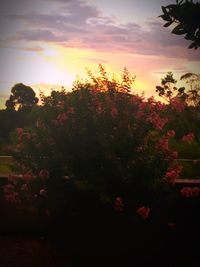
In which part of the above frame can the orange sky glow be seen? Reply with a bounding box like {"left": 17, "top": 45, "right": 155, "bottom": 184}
{"left": 0, "top": 0, "right": 199, "bottom": 108}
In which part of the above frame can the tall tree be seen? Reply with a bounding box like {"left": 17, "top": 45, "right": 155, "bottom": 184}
{"left": 160, "top": 0, "right": 200, "bottom": 49}
{"left": 156, "top": 72, "right": 200, "bottom": 106}
{"left": 5, "top": 83, "right": 38, "bottom": 110}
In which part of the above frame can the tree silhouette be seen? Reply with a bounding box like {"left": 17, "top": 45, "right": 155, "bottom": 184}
{"left": 160, "top": 0, "right": 200, "bottom": 49}
{"left": 156, "top": 72, "right": 200, "bottom": 106}
{"left": 5, "top": 83, "right": 38, "bottom": 110}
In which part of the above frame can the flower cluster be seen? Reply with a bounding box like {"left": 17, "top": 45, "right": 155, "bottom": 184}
{"left": 182, "top": 132, "right": 194, "bottom": 144}
{"left": 158, "top": 130, "right": 176, "bottom": 153}
{"left": 3, "top": 184, "right": 21, "bottom": 206}
{"left": 136, "top": 97, "right": 168, "bottom": 130}
{"left": 111, "top": 107, "right": 118, "bottom": 118}
{"left": 137, "top": 206, "right": 151, "bottom": 220}
{"left": 170, "top": 97, "right": 185, "bottom": 112}
{"left": 147, "top": 112, "right": 168, "bottom": 130}
{"left": 180, "top": 187, "right": 200, "bottom": 198}
{"left": 163, "top": 164, "right": 183, "bottom": 184}
{"left": 16, "top": 128, "right": 24, "bottom": 142}
{"left": 23, "top": 170, "right": 34, "bottom": 181}
{"left": 114, "top": 197, "right": 124, "bottom": 212}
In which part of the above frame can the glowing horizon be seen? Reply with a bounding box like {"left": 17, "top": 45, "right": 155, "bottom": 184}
{"left": 0, "top": 0, "right": 199, "bottom": 108}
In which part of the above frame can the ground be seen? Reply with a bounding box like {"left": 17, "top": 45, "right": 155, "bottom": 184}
{"left": 0, "top": 235, "right": 76, "bottom": 267}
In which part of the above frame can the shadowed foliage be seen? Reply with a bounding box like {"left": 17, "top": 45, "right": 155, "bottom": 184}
{"left": 5, "top": 83, "right": 38, "bottom": 111}
{"left": 160, "top": 0, "right": 200, "bottom": 49}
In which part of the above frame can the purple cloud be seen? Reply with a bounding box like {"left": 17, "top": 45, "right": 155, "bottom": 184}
{"left": 14, "top": 29, "right": 67, "bottom": 42}
{"left": 0, "top": 43, "right": 44, "bottom": 52}
{"left": 1, "top": 0, "right": 200, "bottom": 61}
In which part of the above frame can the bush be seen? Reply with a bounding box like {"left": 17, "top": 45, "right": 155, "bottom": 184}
{"left": 3, "top": 66, "right": 195, "bottom": 235}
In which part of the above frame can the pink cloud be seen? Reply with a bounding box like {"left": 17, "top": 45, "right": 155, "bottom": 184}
{"left": 1, "top": 0, "right": 200, "bottom": 61}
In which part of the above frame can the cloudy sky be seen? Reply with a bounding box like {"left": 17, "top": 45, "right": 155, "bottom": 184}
{"left": 0, "top": 0, "right": 199, "bottom": 108}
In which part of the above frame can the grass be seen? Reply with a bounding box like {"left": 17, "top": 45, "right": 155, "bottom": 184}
{"left": 0, "top": 156, "right": 14, "bottom": 176}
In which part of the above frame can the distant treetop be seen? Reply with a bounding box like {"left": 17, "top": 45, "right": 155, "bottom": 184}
{"left": 5, "top": 83, "right": 38, "bottom": 110}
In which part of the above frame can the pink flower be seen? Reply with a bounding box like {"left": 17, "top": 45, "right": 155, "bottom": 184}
{"left": 16, "top": 128, "right": 23, "bottom": 141}
{"left": 23, "top": 170, "right": 34, "bottom": 181}
{"left": 67, "top": 107, "right": 75, "bottom": 114}
{"left": 135, "top": 110, "right": 144, "bottom": 119}
{"left": 57, "top": 112, "right": 68, "bottom": 125}
{"left": 3, "top": 184, "right": 14, "bottom": 193}
{"left": 170, "top": 98, "right": 185, "bottom": 112}
{"left": 180, "top": 187, "right": 200, "bottom": 198}
{"left": 166, "top": 130, "right": 175, "bottom": 138}
{"left": 164, "top": 170, "right": 177, "bottom": 184}
{"left": 158, "top": 130, "right": 176, "bottom": 154}
{"left": 163, "top": 165, "right": 183, "bottom": 184}
{"left": 114, "top": 197, "right": 124, "bottom": 212}
{"left": 158, "top": 137, "right": 169, "bottom": 152}
{"left": 16, "top": 143, "right": 24, "bottom": 151}
{"left": 111, "top": 107, "right": 118, "bottom": 118}
{"left": 182, "top": 132, "right": 194, "bottom": 144}
{"left": 169, "top": 151, "right": 178, "bottom": 160}
{"left": 147, "top": 112, "right": 168, "bottom": 130}
{"left": 5, "top": 192, "right": 21, "bottom": 205}
{"left": 137, "top": 206, "right": 150, "bottom": 220}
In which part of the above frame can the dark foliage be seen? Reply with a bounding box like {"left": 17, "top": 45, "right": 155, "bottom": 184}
{"left": 160, "top": 0, "right": 200, "bottom": 49}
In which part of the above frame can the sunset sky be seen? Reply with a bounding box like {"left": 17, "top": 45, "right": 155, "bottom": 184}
{"left": 0, "top": 0, "right": 200, "bottom": 108}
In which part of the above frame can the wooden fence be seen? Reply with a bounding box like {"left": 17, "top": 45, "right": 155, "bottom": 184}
{"left": 0, "top": 156, "right": 200, "bottom": 184}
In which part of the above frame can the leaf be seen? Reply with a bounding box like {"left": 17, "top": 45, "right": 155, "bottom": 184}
{"left": 178, "top": 87, "right": 185, "bottom": 93}
{"left": 185, "top": 33, "right": 194, "bottom": 40}
{"left": 166, "top": 4, "right": 176, "bottom": 9}
{"left": 171, "top": 24, "right": 187, "bottom": 35}
{"left": 163, "top": 21, "right": 173, "bottom": 27}
{"left": 161, "top": 6, "right": 167, "bottom": 14}
{"left": 180, "top": 73, "right": 196, "bottom": 80}
{"left": 176, "top": 0, "right": 184, "bottom": 4}
{"left": 188, "top": 42, "right": 196, "bottom": 49}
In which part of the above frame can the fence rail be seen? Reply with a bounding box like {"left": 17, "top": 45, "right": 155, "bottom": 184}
{"left": 0, "top": 156, "right": 200, "bottom": 183}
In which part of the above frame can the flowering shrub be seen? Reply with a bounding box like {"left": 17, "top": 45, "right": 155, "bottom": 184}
{"left": 4, "top": 65, "right": 199, "bottom": 230}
